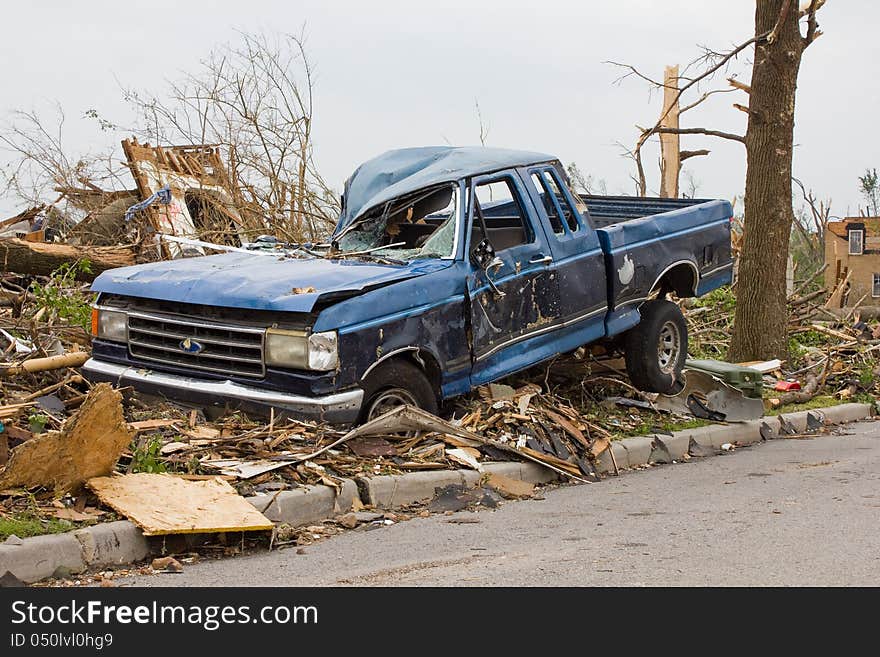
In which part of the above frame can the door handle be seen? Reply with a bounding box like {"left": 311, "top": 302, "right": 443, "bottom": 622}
{"left": 529, "top": 254, "right": 553, "bottom": 265}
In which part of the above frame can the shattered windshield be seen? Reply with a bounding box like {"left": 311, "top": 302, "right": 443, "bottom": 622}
{"left": 333, "top": 183, "right": 459, "bottom": 261}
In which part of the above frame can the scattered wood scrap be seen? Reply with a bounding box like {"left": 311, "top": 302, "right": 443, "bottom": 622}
{"left": 0, "top": 384, "right": 132, "bottom": 495}
{"left": 0, "top": 352, "right": 89, "bottom": 378}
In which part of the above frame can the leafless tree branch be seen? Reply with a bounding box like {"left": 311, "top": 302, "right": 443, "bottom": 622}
{"left": 655, "top": 127, "right": 745, "bottom": 143}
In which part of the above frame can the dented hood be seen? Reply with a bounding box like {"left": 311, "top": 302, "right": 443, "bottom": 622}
{"left": 91, "top": 252, "right": 451, "bottom": 312}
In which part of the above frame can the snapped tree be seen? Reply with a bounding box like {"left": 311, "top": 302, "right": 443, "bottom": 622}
{"left": 612, "top": 0, "right": 826, "bottom": 362}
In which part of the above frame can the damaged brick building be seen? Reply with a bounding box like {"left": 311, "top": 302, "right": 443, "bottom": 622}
{"left": 825, "top": 217, "right": 880, "bottom": 306}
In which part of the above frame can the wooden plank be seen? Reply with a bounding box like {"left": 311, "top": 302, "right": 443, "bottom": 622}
{"left": 541, "top": 408, "right": 589, "bottom": 448}
{"left": 166, "top": 149, "right": 187, "bottom": 174}
{"left": 121, "top": 138, "right": 172, "bottom": 259}
{"left": 128, "top": 419, "right": 179, "bottom": 433}
{"left": 87, "top": 473, "right": 273, "bottom": 536}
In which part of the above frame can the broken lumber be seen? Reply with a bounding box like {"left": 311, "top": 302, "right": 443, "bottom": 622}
{"left": 0, "top": 383, "right": 133, "bottom": 495}
{"left": 0, "top": 238, "right": 135, "bottom": 281}
{"left": 0, "top": 352, "right": 89, "bottom": 378}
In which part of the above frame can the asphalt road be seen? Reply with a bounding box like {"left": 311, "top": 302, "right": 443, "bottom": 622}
{"left": 122, "top": 420, "right": 880, "bottom": 586}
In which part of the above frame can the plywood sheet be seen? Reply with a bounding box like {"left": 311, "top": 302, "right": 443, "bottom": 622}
{"left": 87, "top": 473, "right": 273, "bottom": 536}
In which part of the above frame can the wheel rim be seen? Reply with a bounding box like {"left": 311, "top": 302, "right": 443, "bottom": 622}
{"left": 366, "top": 388, "right": 419, "bottom": 421}
{"left": 657, "top": 321, "right": 681, "bottom": 374}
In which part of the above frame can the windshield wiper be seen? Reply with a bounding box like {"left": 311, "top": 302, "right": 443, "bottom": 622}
{"left": 336, "top": 242, "right": 408, "bottom": 265}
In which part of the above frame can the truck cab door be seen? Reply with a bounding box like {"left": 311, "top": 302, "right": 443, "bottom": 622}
{"left": 465, "top": 171, "right": 562, "bottom": 385}
{"left": 522, "top": 165, "right": 608, "bottom": 341}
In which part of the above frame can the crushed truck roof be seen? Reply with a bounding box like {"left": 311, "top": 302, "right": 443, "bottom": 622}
{"left": 334, "top": 146, "right": 556, "bottom": 234}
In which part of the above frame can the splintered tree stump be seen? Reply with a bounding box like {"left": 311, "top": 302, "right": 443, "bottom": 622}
{"left": 0, "top": 238, "right": 135, "bottom": 281}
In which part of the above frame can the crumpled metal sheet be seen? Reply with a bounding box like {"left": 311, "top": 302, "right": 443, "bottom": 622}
{"left": 653, "top": 368, "right": 765, "bottom": 422}
{"left": 335, "top": 146, "right": 554, "bottom": 232}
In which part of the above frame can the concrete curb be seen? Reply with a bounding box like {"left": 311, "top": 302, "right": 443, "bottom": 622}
{"left": 246, "top": 478, "right": 360, "bottom": 525}
{"left": 355, "top": 461, "right": 558, "bottom": 509}
{"left": 594, "top": 402, "right": 874, "bottom": 473}
{"left": 1, "top": 401, "right": 873, "bottom": 583}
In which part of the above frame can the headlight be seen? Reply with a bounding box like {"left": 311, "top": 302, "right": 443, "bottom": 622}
{"left": 91, "top": 308, "right": 127, "bottom": 342}
{"left": 265, "top": 329, "right": 338, "bottom": 371}
{"left": 307, "top": 331, "right": 338, "bottom": 371}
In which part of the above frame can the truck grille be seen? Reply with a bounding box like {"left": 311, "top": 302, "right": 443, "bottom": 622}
{"left": 127, "top": 312, "right": 265, "bottom": 378}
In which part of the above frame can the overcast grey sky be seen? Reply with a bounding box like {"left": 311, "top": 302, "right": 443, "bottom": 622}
{"left": 0, "top": 1, "right": 876, "bottom": 219}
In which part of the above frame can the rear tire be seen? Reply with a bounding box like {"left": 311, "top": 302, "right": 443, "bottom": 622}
{"left": 624, "top": 299, "right": 687, "bottom": 394}
{"left": 359, "top": 359, "right": 438, "bottom": 423}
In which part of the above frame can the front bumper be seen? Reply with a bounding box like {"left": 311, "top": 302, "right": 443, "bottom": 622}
{"left": 82, "top": 357, "right": 364, "bottom": 424}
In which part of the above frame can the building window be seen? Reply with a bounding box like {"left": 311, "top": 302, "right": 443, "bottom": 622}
{"left": 849, "top": 229, "right": 864, "bottom": 255}
{"left": 873, "top": 273, "right": 880, "bottom": 298}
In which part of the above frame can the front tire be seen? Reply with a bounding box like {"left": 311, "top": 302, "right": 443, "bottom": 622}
{"left": 624, "top": 299, "right": 688, "bottom": 394}
{"left": 359, "top": 359, "right": 438, "bottom": 422}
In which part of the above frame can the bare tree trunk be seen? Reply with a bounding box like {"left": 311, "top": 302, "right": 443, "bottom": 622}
{"left": 729, "top": 0, "right": 804, "bottom": 362}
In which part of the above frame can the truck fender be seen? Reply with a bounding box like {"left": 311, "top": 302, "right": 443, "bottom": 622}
{"left": 650, "top": 259, "right": 700, "bottom": 298}
{"left": 360, "top": 346, "right": 442, "bottom": 395}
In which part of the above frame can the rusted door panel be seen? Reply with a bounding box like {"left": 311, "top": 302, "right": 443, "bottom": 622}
{"left": 465, "top": 172, "right": 562, "bottom": 384}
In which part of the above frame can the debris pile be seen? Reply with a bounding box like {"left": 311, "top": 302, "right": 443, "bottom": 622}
{"left": 1, "top": 150, "right": 878, "bottom": 547}
{"left": 1, "top": 266, "right": 95, "bottom": 485}
{"left": 0, "top": 139, "right": 278, "bottom": 278}
{"left": 684, "top": 285, "right": 880, "bottom": 408}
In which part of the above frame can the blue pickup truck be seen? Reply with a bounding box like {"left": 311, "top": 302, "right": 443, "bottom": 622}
{"left": 84, "top": 147, "right": 733, "bottom": 424}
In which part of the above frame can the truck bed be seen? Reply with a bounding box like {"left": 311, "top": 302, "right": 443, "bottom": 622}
{"left": 580, "top": 194, "right": 714, "bottom": 228}
{"left": 583, "top": 195, "right": 733, "bottom": 320}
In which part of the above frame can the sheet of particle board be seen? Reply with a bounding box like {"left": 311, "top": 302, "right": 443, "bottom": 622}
{"left": 87, "top": 473, "right": 273, "bottom": 536}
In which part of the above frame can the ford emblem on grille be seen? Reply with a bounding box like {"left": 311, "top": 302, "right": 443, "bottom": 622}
{"left": 179, "top": 338, "right": 204, "bottom": 355}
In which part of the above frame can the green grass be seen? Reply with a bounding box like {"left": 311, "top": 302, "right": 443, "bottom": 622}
{"left": 610, "top": 415, "right": 711, "bottom": 440}
{"left": 764, "top": 395, "right": 874, "bottom": 415}
{"left": 0, "top": 514, "right": 74, "bottom": 541}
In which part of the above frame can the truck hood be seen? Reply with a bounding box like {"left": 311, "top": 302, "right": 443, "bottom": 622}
{"left": 91, "top": 252, "right": 452, "bottom": 313}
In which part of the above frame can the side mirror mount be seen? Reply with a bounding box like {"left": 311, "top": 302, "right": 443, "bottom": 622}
{"left": 484, "top": 256, "right": 506, "bottom": 298}
{"left": 470, "top": 237, "right": 506, "bottom": 298}
{"left": 470, "top": 237, "right": 495, "bottom": 269}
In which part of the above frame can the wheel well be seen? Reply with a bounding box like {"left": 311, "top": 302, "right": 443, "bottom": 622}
{"left": 653, "top": 262, "right": 698, "bottom": 298}
{"left": 366, "top": 349, "right": 442, "bottom": 397}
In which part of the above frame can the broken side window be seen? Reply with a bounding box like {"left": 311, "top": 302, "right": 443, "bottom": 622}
{"left": 335, "top": 183, "right": 460, "bottom": 260}
{"left": 471, "top": 177, "right": 533, "bottom": 253}
{"left": 542, "top": 169, "right": 581, "bottom": 233}
{"left": 530, "top": 172, "right": 565, "bottom": 235}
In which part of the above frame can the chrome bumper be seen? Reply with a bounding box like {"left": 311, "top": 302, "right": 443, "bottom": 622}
{"left": 82, "top": 358, "right": 364, "bottom": 424}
